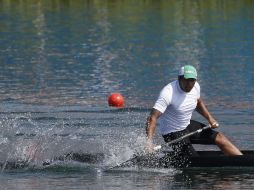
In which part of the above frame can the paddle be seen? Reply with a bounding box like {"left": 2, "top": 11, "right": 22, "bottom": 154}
{"left": 153, "top": 125, "right": 212, "bottom": 151}
{"left": 112, "top": 124, "right": 213, "bottom": 169}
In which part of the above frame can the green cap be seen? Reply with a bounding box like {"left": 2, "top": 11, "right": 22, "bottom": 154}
{"left": 178, "top": 65, "right": 197, "bottom": 79}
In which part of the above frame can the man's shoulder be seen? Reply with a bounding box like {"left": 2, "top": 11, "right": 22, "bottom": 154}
{"left": 161, "top": 81, "right": 176, "bottom": 92}
{"left": 194, "top": 81, "right": 200, "bottom": 90}
{"left": 159, "top": 80, "right": 177, "bottom": 97}
{"left": 192, "top": 81, "right": 200, "bottom": 96}
{"left": 165, "top": 80, "right": 177, "bottom": 88}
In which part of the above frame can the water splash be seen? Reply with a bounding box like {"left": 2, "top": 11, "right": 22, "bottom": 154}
{"left": 0, "top": 108, "right": 153, "bottom": 172}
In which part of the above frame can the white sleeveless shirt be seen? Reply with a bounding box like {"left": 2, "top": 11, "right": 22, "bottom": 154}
{"left": 153, "top": 80, "right": 200, "bottom": 135}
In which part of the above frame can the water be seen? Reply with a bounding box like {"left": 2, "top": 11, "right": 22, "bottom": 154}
{"left": 0, "top": 0, "right": 254, "bottom": 189}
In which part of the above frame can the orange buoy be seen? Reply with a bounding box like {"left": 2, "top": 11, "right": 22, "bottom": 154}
{"left": 108, "top": 93, "right": 125, "bottom": 108}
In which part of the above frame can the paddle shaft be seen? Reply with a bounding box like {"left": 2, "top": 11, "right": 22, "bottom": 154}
{"left": 154, "top": 125, "right": 211, "bottom": 150}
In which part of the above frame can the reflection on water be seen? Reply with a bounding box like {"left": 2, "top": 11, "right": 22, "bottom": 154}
{"left": 0, "top": 0, "right": 254, "bottom": 109}
{"left": 1, "top": 164, "right": 254, "bottom": 190}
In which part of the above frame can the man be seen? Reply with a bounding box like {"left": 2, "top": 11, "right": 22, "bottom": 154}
{"left": 146, "top": 65, "right": 242, "bottom": 163}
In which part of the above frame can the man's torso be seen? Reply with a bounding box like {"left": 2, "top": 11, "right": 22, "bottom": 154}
{"left": 153, "top": 80, "right": 200, "bottom": 134}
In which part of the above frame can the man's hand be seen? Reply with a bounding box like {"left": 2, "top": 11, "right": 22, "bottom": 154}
{"left": 208, "top": 118, "right": 219, "bottom": 129}
{"left": 145, "top": 140, "right": 155, "bottom": 154}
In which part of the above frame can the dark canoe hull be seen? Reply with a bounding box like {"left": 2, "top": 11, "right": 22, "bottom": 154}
{"left": 1, "top": 150, "right": 254, "bottom": 169}
{"left": 188, "top": 150, "right": 254, "bottom": 167}
{"left": 116, "top": 150, "right": 254, "bottom": 168}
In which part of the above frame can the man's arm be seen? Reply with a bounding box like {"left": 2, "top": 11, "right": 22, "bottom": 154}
{"left": 196, "top": 98, "right": 218, "bottom": 128}
{"left": 146, "top": 108, "right": 162, "bottom": 144}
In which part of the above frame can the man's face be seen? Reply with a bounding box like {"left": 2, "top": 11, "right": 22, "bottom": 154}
{"left": 179, "top": 77, "right": 196, "bottom": 92}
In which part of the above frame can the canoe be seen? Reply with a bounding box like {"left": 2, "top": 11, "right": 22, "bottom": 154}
{"left": 116, "top": 150, "right": 254, "bottom": 168}
{"left": 1, "top": 150, "right": 254, "bottom": 170}
{"left": 52, "top": 150, "right": 254, "bottom": 168}
{"left": 186, "top": 150, "right": 254, "bottom": 167}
